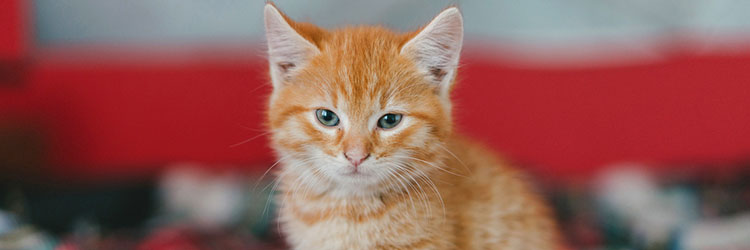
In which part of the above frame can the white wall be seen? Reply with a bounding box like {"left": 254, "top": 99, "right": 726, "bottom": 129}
{"left": 34, "top": 0, "right": 750, "bottom": 50}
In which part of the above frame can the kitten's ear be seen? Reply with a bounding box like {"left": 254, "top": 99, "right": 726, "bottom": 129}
{"left": 264, "top": 3, "right": 320, "bottom": 88}
{"left": 401, "top": 7, "right": 463, "bottom": 97}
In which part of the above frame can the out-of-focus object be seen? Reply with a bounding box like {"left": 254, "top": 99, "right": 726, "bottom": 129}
{"left": 680, "top": 213, "right": 750, "bottom": 250}
{"left": 0, "top": 210, "right": 18, "bottom": 236}
{"left": 159, "top": 165, "right": 246, "bottom": 229}
{"left": 136, "top": 227, "right": 202, "bottom": 250}
{"left": 135, "top": 225, "right": 280, "bottom": 250}
{"left": 596, "top": 164, "right": 696, "bottom": 246}
{"left": 553, "top": 161, "right": 750, "bottom": 249}
{"left": 0, "top": 226, "right": 55, "bottom": 250}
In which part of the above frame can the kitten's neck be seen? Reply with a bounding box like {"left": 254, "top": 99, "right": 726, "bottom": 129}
{"left": 279, "top": 168, "right": 444, "bottom": 202}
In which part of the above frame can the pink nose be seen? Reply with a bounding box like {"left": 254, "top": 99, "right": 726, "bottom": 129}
{"left": 345, "top": 151, "right": 370, "bottom": 167}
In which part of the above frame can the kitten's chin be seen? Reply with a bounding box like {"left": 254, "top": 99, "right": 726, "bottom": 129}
{"left": 328, "top": 185, "right": 383, "bottom": 198}
{"left": 328, "top": 173, "right": 386, "bottom": 197}
{"left": 332, "top": 173, "right": 379, "bottom": 186}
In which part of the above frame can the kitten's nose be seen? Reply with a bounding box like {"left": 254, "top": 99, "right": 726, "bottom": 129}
{"left": 343, "top": 133, "right": 371, "bottom": 167}
{"left": 345, "top": 150, "right": 370, "bottom": 167}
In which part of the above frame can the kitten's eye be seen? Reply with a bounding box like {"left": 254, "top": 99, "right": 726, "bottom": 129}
{"left": 377, "top": 114, "right": 402, "bottom": 129}
{"left": 315, "top": 109, "right": 340, "bottom": 127}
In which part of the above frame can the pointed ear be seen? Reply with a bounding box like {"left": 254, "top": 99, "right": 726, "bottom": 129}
{"left": 401, "top": 7, "right": 463, "bottom": 97}
{"left": 264, "top": 3, "right": 320, "bottom": 88}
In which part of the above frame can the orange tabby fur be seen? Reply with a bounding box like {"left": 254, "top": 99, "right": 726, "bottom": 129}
{"left": 263, "top": 3, "right": 563, "bottom": 249}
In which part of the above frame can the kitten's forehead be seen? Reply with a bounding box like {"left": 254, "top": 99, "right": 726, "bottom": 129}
{"left": 300, "top": 27, "right": 426, "bottom": 115}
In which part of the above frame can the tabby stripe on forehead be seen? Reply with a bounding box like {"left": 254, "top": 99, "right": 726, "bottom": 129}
{"left": 330, "top": 90, "right": 338, "bottom": 107}
{"left": 378, "top": 91, "right": 389, "bottom": 109}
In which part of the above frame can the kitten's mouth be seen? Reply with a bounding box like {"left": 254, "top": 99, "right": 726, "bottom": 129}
{"left": 343, "top": 170, "right": 365, "bottom": 176}
{"left": 342, "top": 167, "right": 368, "bottom": 177}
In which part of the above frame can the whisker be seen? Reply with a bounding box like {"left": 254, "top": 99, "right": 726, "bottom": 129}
{"left": 436, "top": 143, "right": 472, "bottom": 175}
{"left": 253, "top": 155, "right": 290, "bottom": 191}
{"left": 239, "top": 124, "right": 267, "bottom": 132}
{"left": 408, "top": 165, "right": 447, "bottom": 221}
{"left": 261, "top": 156, "right": 323, "bottom": 218}
{"left": 384, "top": 167, "right": 418, "bottom": 215}
{"left": 402, "top": 155, "right": 468, "bottom": 178}
{"left": 229, "top": 131, "right": 271, "bottom": 148}
{"left": 261, "top": 174, "right": 283, "bottom": 218}
{"left": 261, "top": 156, "right": 316, "bottom": 193}
{"left": 393, "top": 164, "right": 432, "bottom": 215}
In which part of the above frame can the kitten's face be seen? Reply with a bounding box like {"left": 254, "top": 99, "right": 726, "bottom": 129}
{"left": 264, "top": 4, "right": 463, "bottom": 196}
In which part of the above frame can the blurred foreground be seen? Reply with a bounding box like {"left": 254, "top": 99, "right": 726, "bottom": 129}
{"left": 2, "top": 162, "right": 750, "bottom": 250}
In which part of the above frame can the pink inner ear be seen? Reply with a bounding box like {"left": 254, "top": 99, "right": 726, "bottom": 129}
{"left": 430, "top": 67, "right": 448, "bottom": 82}
{"left": 278, "top": 62, "right": 296, "bottom": 73}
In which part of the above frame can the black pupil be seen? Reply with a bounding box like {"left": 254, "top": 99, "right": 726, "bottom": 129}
{"left": 383, "top": 115, "right": 397, "bottom": 124}
{"left": 320, "top": 110, "right": 333, "bottom": 121}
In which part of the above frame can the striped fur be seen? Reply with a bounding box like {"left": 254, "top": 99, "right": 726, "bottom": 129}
{"left": 264, "top": 3, "right": 563, "bottom": 249}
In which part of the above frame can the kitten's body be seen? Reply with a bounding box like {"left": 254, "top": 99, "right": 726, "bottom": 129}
{"left": 263, "top": 4, "right": 562, "bottom": 249}
{"left": 278, "top": 137, "right": 560, "bottom": 249}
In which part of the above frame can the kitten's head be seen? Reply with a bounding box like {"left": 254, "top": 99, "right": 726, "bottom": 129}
{"left": 264, "top": 3, "right": 463, "bottom": 197}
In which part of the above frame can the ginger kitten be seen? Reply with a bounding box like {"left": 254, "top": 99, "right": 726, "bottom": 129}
{"left": 263, "top": 3, "right": 563, "bottom": 249}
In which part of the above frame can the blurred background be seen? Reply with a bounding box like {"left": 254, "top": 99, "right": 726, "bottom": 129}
{"left": 1, "top": 0, "right": 750, "bottom": 249}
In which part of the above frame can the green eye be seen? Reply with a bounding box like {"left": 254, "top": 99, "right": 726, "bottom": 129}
{"left": 377, "top": 114, "right": 402, "bottom": 129}
{"left": 315, "top": 109, "right": 340, "bottom": 126}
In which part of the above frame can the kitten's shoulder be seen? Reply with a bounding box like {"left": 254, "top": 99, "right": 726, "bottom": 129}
{"left": 446, "top": 134, "right": 512, "bottom": 172}
{"left": 445, "top": 134, "right": 537, "bottom": 188}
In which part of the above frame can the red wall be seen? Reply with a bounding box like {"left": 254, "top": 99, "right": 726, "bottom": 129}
{"left": 1, "top": 50, "right": 749, "bottom": 181}
{"left": 17, "top": 51, "right": 275, "bottom": 177}
{"left": 0, "top": 0, "right": 26, "bottom": 60}
{"left": 456, "top": 53, "right": 750, "bottom": 179}
{"left": 2, "top": 1, "right": 750, "bottom": 181}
